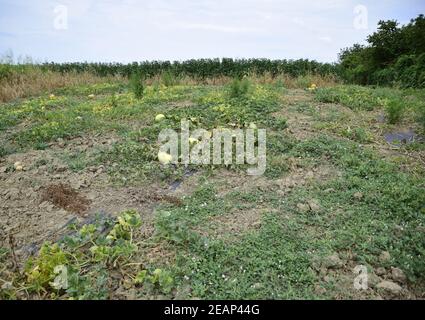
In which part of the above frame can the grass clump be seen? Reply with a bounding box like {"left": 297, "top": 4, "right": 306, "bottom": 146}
{"left": 161, "top": 71, "right": 177, "bottom": 87}
{"left": 130, "top": 72, "right": 145, "bottom": 99}
{"left": 229, "top": 77, "right": 251, "bottom": 98}
{"left": 314, "top": 85, "right": 381, "bottom": 110}
{"left": 415, "top": 103, "right": 425, "bottom": 132}
{"left": 385, "top": 98, "right": 405, "bottom": 124}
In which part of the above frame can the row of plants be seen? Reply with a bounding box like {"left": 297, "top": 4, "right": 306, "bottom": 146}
{"left": 1, "top": 58, "right": 338, "bottom": 81}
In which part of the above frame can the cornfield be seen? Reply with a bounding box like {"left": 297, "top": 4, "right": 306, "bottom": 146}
{"left": 36, "top": 58, "right": 338, "bottom": 79}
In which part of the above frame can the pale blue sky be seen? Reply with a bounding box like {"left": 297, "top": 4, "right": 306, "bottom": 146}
{"left": 0, "top": 0, "right": 424, "bottom": 63}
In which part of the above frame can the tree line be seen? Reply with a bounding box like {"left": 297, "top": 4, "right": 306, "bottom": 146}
{"left": 1, "top": 15, "right": 424, "bottom": 88}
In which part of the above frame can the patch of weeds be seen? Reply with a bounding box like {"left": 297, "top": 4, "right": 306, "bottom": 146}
{"left": 98, "top": 139, "right": 184, "bottom": 185}
{"left": 153, "top": 186, "right": 317, "bottom": 299}
{"left": 193, "top": 84, "right": 280, "bottom": 129}
{"left": 14, "top": 110, "right": 100, "bottom": 148}
{"left": 130, "top": 73, "right": 145, "bottom": 99}
{"left": 266, "top": 116, "right": 288, "bottom": 131}
{"left": 229, "top": 78, "right": 251, "bottom": 99}
{"left": 33, "top": 158, "right": 48, "bottom": 168}
{"left": 314, "top": 86, "right": 382, "bottom": 110}
{"left": 24, "top": 243, "right": 69, "bottom": 294}
{"left": 265, "top": 156, "right": 290, "bottom": 179}
{"left": 159, "top": 199, "right": 314, "bottom": 299}
{"left": 143, "top": 85, "right": 192, "bottom": 104}
{"left": 155, "top": 185, "right": 225, "bottom": 245}
{"left": 385, "top": 98, "right": 405, "bottom": 124}
{"left": 135, "top": 268, "right": 174, "bottom": 294}
{"left": 0, "top": 143, "right": 16, "bottom": 158}
{"left": 295, "top": 102, "right": 317, "bottom": 115}
{"left": 287, "top": 135, "right": 425, "bottom": 280}
{"left": 161, "top": 71, "right": 177, "bottom": 87}
{"left": 57, "top": 82, "right": 126, "bottom": 96}
{"left": 265, "top": 133, "right": 295, "bottom": 178}
{"left": 2, "top": 210, "right": 175, "bottom": 299}
{"left": 341, "top": 127, "right": 373, "bottom": 143}
{"left": 274, "top": 78, "right": 286, "bottom": 90}
{"left": 61, "top": 151, "right": 90, "bottom": 172}
{"left": 184, "top": 213, "right": 317, "bottom": 299}
{"left": 415, "top": 102, "right": 425, "bottom": 132}
{"left": 155, "top": 210, "right": 201, "bottom": 246}
{"left": 405, "top": 141, "right": 425, "bottom": 152}
{"left": 295, "top": 75, "right": 314, "bottom": 89}
{"left": 0, "top": 248, "right": 18, "bottom": 299}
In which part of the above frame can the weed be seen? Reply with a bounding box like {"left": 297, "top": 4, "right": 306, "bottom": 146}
{"left": 0, "top": 143, "right": 15, "bottom": 158}
{"left": 24, "top": 243, "right": 69, "bottom": 293}
{"left": 314, "top": 86, "right": 381, "bottom": 110}
{"left": 135, "top": 268, "right": 174, "bottom": 294}
{"left": 229, "top": 78, "right": 251, "bottom": 98}
{"left": 161, "top": 71, "right": 177, "bottom": 87}
{"left": 130, "top": 73, "right": 145, "bottom": 99}
{"left": 415, "top": 102, "right": 425, "bottom": 132}
{"left": 385, "top": 98, "right": 405, "bottom": 124}
{"left": 341, "top": 127, "right": 372, "bottom": 143}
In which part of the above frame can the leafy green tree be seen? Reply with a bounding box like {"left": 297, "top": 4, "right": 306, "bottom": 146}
{"left": 339, "top": 14, "right": 425, "bottom": 88}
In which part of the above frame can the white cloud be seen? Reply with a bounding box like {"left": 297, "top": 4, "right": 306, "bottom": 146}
{"left": 177, "top": 23, "right": 261, "bottom": 34}
{"left": 318, "top": 36, "right": 333, "bottom": 43}
{"left": 0, "top": 0, "right": 424, "bottom": 62}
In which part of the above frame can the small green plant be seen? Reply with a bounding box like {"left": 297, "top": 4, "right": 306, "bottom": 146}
{"left": 416, "top": 103, "right": 425, "bottom": 132}
{"left": 25, "top": 243, "right": 68, "bottom": 293}
{"left": 295, "top": 75, "right": 313, "bottom": 89}
{"left": 267, "top": 116, "right": 288, "bottom": 131}
{"left": 229, "top": 77, "right": 250, "bottom": 98}
{"left": 386, "top": 98, "right": 405, "bottom": 124}
{"left": 106, "top": 209, "right": 142, "bottom": 242}
{"left": 134, "top": 268, "right": 174, "bottom": 294}
{"left": 130, "top": 73, "right": 145, "bottom": 99}
{"left": 155, "top": 210, "right": 199, "bottom": 245}
{"left": 315, "top": 85, "right": 383, "bottom": 110}
{"left": 162, "top": 71, "right": 177, "bottom": 87}
{"left": 109, "top": 94, "right": 118, "bottom": 108}
{"left": 0, "top": 144, "right": 15, "bottom": 158}
{"left": 341, "top": 126, "right": 372, "bottom": 143}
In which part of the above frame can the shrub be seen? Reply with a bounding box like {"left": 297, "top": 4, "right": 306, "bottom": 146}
{"left": 386, "top": 98, "right": 405, "bottom": 124}
{"left": 229, "top": 77, "right": 250, "bottom": 98}
{"left": 130, "top": 73, "right": 144, "bottom": 99}
{"left": 161, "top": 71, "right": 177, "bottom": 87}
{"left": 294, "top": 75, "right": 313, "bottom": 89}
{"left": 416, "top": 103, "right": 425, "bottom": 132}
{"left": 0, "top": 64, "right": 13, "bottom": 82}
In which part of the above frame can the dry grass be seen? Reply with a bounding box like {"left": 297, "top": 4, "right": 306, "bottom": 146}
{"left": 267, "top": 73, "right": 339, "bottom": 88}
{"left": 0, "top": 66, "right": 338, "bottom": 103}
{"left": 0, "top": 68, "right": 123, "bottom": 103}
{"left": 145, "top": 72, "right": 339, "bottom": 88}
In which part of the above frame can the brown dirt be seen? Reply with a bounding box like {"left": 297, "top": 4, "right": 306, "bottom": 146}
{"left": 0, "top": 133, "right": 201, "bottom": 259}
{"left": 41, "top": 183, "right": 91, "bottom": 215}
